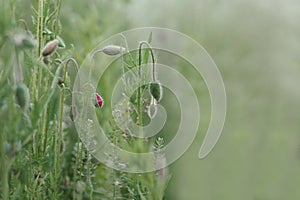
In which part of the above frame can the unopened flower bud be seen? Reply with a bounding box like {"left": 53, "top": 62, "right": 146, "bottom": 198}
{"left": 150, "top": 81, "right": 163, "bottom": 102}
{"left": 22, "top": 38, "right": 36, "bottom": 49}
{"left": 12, "top": 31, "right": 36, "bottom": 49}
{"left": 15, "top": 83, "right": 30, "bottom": 110}
{"left": 42, "top": 39, "right": 59, "bottom": 56}
{"left": 102, "top": 45, "right": 125, "bottom": 56}
{"left": 94, "top": 93, "right": 104, "bottom": 108}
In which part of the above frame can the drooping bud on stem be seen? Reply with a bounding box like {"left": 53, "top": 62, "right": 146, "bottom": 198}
{"left": 15, "top": 83, "right": 30, "bottom": 110}
{"left": 102, "top": 45, "right": 125, "bottom": 56}
{"left": 42, "top": 39, "right": 59, "bottom": 56}
{"left": 12, "top": 31, "right": 36, "bottom": 49}
{"left": 150, "top": 81, "right": 163, "bottom": 102}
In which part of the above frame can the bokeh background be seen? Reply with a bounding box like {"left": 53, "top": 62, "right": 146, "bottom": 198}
{"left": 19, "top": 0, "right": 300, "bottom": 199}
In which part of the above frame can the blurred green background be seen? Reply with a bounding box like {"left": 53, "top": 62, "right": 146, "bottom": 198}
{"left": 20, "top": 0, "right": 300, "bottom": 199}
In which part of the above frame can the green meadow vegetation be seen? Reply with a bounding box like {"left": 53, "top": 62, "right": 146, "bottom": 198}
{"left": 0, "top": 0, "right": 168, "bottom": 199}
{"left": 1, "top": 0, "right": 300, "bottom": 200}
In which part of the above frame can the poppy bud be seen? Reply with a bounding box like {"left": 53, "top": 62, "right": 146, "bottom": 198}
{"left": 94, "top": 93, "right": 104, "bottom": 108}
{"left": 150, "top": 81, "right": 163, "bottom": 102}
{"left": 15, "top": 83, "right": 30, "bottom": 110}
{"left": 42, "top": 39, "right": 59, "bottom": 56}
{"left": 12, "top": 31, "right": 36, "bottom": 49}
{"left": 22, "top": 38, "right": 36, "bottom": 49}
{"left": 102, "top": 45, "right": 125, "bottom": 56}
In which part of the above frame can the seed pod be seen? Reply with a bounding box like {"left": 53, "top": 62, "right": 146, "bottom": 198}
{"left": 102, "top": 45, "right": 125, "bottom": 56}
{"left": 42, "top": 39, "right": 59, "bottom": 56}
{"left": 94, "top": 93, "right": 104, "bottom": 108}
{"left": 15, "top": 83, "right": 30, "bottom": 110}
{"left": 150, "top": 81, "right": 163, "bottom": 102}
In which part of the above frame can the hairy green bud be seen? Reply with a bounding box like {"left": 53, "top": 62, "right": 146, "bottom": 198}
{"left": 15, "top": 83, "right": 30, "bottom": 110}
{"left": 150, "top": 81, "right": 162, "bottom": 102}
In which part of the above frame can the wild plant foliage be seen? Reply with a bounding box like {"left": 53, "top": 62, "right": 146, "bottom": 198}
{"left": 0, "top": 0, "right": 169, "bottom": 199}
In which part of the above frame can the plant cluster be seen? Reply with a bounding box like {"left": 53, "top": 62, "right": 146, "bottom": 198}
{"left": 0, "top": 0, "right": 169, "bottom": 199}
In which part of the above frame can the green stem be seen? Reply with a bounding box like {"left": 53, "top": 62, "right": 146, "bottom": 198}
{"left": 0, "top": 134, "right": 8, "bottom": 200}
{"left": 42, "top": 105, "right": 50, "bottom": 154}
{"left": 137, "top": 43, "right": 143, "bottom": 137}
{"left": 135, "top": 41, "right": 156, "bottom": 153}
{"left": 54, "top": 62, "right": 67, "bottom": 197}
{"left": 87, "top": 153, "right": 94, "bottom": 200}
{"left": 41, "top": 78, "right": 50, "bottom": 155}
{"left": 54, "top": 58, "right": 77, "bottom": 197}
{"left": 139, "top": 41, "right": 156, "bottom": 81}
{"left": 14, "top": 47, "right": 23, "bottom": 84}
{"left": 73, "top": 138, "right": 80, "bottom": 200}
{"left": 10, "top": 0, "right": 16, "bottom": 25}
{"left": 137, "top": 41, "right": 156, "bottom": 137}
{"left": 31, "top": 0, "right": 44, "bottom": 101}
{"left": 37, "top": 0, "right": 44, "bottom": 98}
{"left": 1, "top": 159, "right": 13, "bottom": 200}
{"left": 112, "top": 137, "right": 117, "bottom": 199}
{"left": 0, "top": 0, "right": 5, "bottom": 36}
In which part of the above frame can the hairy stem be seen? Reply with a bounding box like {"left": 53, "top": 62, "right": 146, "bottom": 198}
{"left": 31, "top": 0, "right": 44, "bottom": 101}
{"left": 137, "top": 41, "right": 156, "bottom": 137}
{"left": 138, "top": 43, "right": 143, "bottom": 137}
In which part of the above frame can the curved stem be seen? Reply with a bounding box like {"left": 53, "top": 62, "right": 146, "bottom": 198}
{"left": 54, "top": 58, "right": 70, "bottom": 197}
{"left": 139, "top": 41, "right": 156, "bottom": 81}
{"left": 31, "top": 0, "right": 44, "bottom": 101}
{"left": 137, "top": 41, "right": 156, "bottom": 130}
{"left": 18, "top": 19, "right": 29, "bottom": 32}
